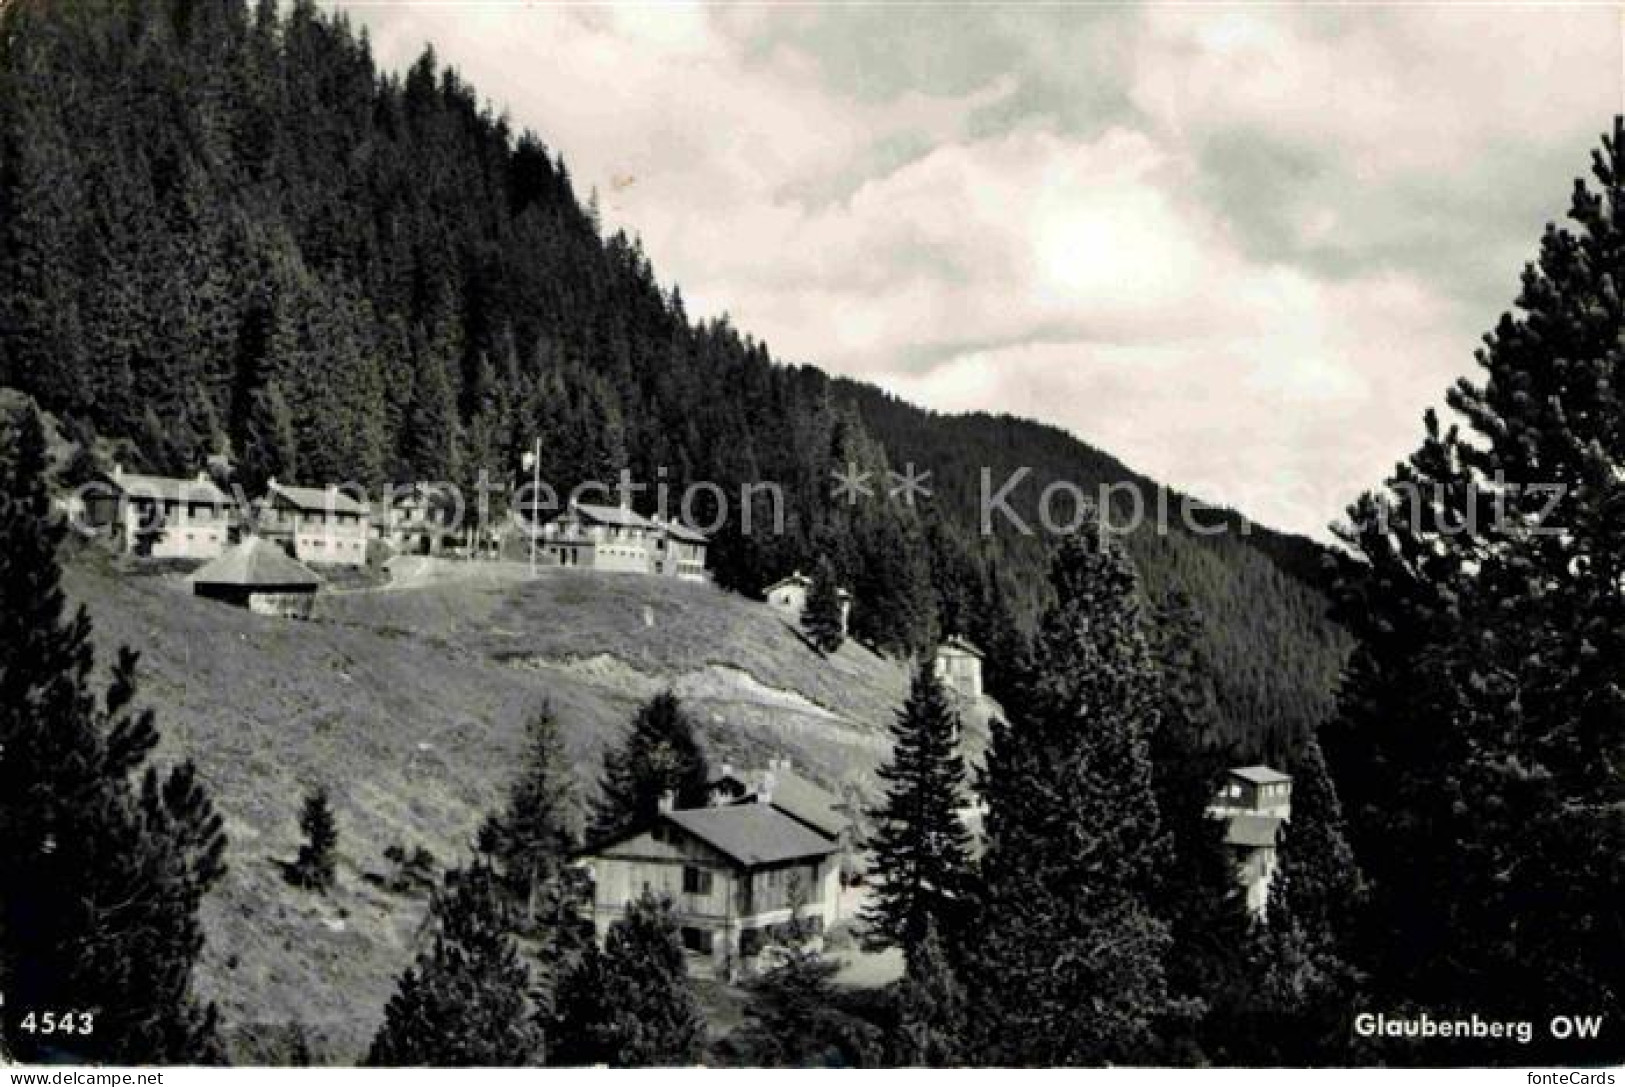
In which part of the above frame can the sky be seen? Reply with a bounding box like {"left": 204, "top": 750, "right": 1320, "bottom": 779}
{"left": 335, "top": 1, "right": 1621, "bottom": 538}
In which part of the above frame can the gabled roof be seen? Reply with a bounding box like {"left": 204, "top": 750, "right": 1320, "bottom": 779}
{"left": 937, "top": 635, "right": 984, "bottom": 658}
{"left": 664, "top": 804, "right": 838, "bottom": 867}
{"left": 569, "top": 501, "right": 655, "bottom": 529}
{"left": 712, "top": 766, "right": 848, "bottom": 839}
{"left": 104, "top": 469, "right": 230, "bottom": 506}
{"left": 1230, "top": 765, "right": 1291, "bottom": 786}
{"left": 1224, "top": 813, "right": 1283, "bottom": 848}
{"left": 659, "top": 519, "right": 710, "bottom": 544}
{"left": 268, "top": 481, "right": 369, "bottom": 516}
{"left": 191, "top": 537, "right": 322, "bottom": 589}
{"left": 763, "top": 571, "right": 850, "bottom": 599}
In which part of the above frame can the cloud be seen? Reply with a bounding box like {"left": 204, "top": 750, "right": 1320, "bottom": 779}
{"left": 336, "top": 2, "right": 1620, "bottom": 538}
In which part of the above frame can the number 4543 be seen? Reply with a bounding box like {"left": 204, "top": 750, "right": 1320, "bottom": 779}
{"left": 19, "top": 1011, "right": 95, "bottom": 1035}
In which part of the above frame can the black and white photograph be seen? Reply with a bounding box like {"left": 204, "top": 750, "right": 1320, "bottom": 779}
{"left": 0, "top": 0, "right": 1620, "bottom": 1075}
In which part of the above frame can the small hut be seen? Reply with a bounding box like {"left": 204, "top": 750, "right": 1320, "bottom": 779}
{"left": 933, "top": 636, "right": 985, "bottom": 700}
{"left": 190, "top": 536, "right": 322, "bottom": 618}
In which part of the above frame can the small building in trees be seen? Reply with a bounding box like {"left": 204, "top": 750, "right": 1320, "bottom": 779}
{"left": 374, "top": 482, "right": 454, "bottom": 556}
{"left": 762, "top": 571, "right": 852, "bottom": 633}
{"left": 1208, "top": 765, "right": 1293, "bottom": 917}
{"left": 83, "top": 464, "right": 234, "bottom": 559}
{"left": 533, "top": 500, "right": 709, "bottom": 578}
{"left": 190, "top": 536, "right": 322, "bottom": 618}
{"left": 1211, "top": 765, "right": 1293, "bottom": 820}
{"left": 258, "top": 480, "right": 371, "bottom": 567}
{"left": 933, "top": 636, "right": 985, "bottom": 701}
{"left": 577, "top": 794, "right": 840, "bottom": 979}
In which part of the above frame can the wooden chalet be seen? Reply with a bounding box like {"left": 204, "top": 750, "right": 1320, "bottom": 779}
{"left": 577, "top": 795, "right": 841, "bottom": 978}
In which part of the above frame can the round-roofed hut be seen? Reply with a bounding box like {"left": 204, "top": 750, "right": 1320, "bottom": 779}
{"left": 190, "top": 536, "right": 322, "bottom": 619}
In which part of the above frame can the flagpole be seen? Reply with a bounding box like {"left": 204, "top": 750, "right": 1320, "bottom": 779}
{"left": 528, "top": 436, "right": 540, "bottom": 579}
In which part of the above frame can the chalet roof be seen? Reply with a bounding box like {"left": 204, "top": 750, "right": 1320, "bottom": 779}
{"left": 937, "top": 635, "right": 984, "bottom": 659}
{"left": 190, "top": 537, "right": 321, "bottom": 590}
{"left": 665, "top": 804, "right": 838, "bottom": 867}
{"left": 103, "top": 468, "right": 230, "bottom": 506}
{"left": 570, "top": 501, "right": 655, "bottom": 529}
{"left": 712, "top": 765, "right": 848, "bottom": 840}
{"left": 1224, "top": 813, "right": 1284, "bottom": 848}
{"left": 1230, "top": 765, "right": 1292, "bottom": 786}
{"left": 659, "top": 518, "right": 710, "bottom": 544}
{"left": 268, "top": 481, "right": 369, "bottom": 516}
{"left": 763, "top": 571, "right": 851, "bottom": 599}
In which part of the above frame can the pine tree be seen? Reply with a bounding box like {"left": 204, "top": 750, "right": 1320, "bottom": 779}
{"left": 1145, "top": 591, "right": 1250, "bottom": 1062}
{"left": 479, "top": 707, "right": 582, "bottom": 925}
{"left": 288, "top": 787, "right": 338, "bottom": 892}
{"left": 402, "top": 326, "right": 462, "bottom": 482}
{"left": 477, "top": 707, "right": 590, "bottom": 1027}
{"left": 0, "top": 406, "right": 227, "bottom": 1063}
{"left": 1324, "top": 121, "right": 1625, "bottom": 1061}
{"left": 964, "top": 527, "right": 1177, "bottom": 1066}
{"left": 802, "top": 557, "right": 846, "bottom": 653}
{"left": 889, "top": 920, "right": 967, "bottom": 1067}
{"left": 551, "top": 891, "right": 705, "bottom": 1066}
{"left": 861, "top": 658, "right": 973, "bottom": 952}
{"left": 589, "top": 691, "right": 709, "bottom": 840}
{"left": 238, "top": 381, "right": 298, "bottom": 495}
{"left": 366, "top": 863, "right": 542, "bottom": 1066}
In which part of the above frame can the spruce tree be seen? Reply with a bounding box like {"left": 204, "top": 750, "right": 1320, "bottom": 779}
{"left": 238, "top": 381, "right": 297, "bottom": 495}
{"left": 551, "top": 892, "right": 705, "bottom": 1066}
{"left": 861, "top": 658, "right": 973, "bottom": 952}
{"left": 366, "top": 863, "right": 542, "bottom": 1066}
{"left": 889, "top": 920, "right": 968, "bottom": 1067}
{"left": 288, "top": 787, "right": 338, "bottom": 893}
{"left": 802, "top": 557, "right": 846, "bottom": 653}
{"left": 479, "top": 707, "right": 582, "bottom": 926}
{"left": 589, "top": 692, "right": 709, "bottom": 839}
{"left": 964, "top": 527, "right": 1176, "bottom": 1066}
{"left": 1324, "top": 121, "right": 1625, "bottom": 1062}
{"left": 0, "top": 406, "right": 227, "bottom": 1063}
{"left": 403, "top": 330, "right": 463, "bottom": 483}
{"left": 1145, "top": 591, "right": 1250, "bottom": 1062}
{"left": 477, "top": 707, "right": 590, "bottom": 1027}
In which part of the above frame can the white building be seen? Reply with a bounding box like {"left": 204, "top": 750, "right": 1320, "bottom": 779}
{"left": 83, "top": 465, "right": 233, "bottom": 560}
{"left": 763, "top": 570, "right": 852, "bottom": 633}
{"left": 933, "top": 636, "right": 985, "bottom": 701}
{"left": 1209, "top": 765, "right": 1294, "bottom": 918}
{"left": 259, "top": 480, "right": 370, "bottom": 567}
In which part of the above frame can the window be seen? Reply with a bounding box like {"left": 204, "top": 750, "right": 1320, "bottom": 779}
{"left": 680, "top": 927, "right": 714, "bottom": 955}
{"left": 682, "top": 866, "right": 713, "bottom": 895}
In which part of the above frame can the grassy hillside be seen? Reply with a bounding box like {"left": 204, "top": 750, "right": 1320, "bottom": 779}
{"left": 65, "top": 558, "right": 920, "bottom": 1063}
{"left": 1, "top": 0, "right": 1351, "bottom": 762}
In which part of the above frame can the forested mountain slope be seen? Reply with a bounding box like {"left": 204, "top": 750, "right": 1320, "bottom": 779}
{"left": 0, "top": 0, "right": 1345, "bottom": 752}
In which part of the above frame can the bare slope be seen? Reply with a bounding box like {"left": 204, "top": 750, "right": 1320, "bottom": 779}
{"left": 63, "top": 561, "right": 910, "bottom": 1063}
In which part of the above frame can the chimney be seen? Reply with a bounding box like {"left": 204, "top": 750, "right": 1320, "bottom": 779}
{"left": 758, "top": 770, "right": 776, "bottom": 806}
{"left": 113, "top": 463, "right": 124, "bottom": 483}
{"left": 719, "top": 761, "right": 733, "bottom": 779}
{"left": 657, "top": 790, "right": 676, "bottom": 814}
